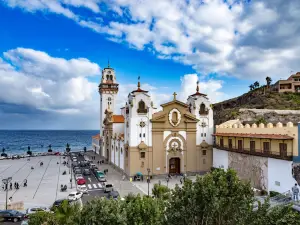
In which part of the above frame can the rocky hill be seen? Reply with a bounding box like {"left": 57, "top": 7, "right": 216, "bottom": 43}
{"left": 213, "top": 87, "right": 300, "bottom": 125}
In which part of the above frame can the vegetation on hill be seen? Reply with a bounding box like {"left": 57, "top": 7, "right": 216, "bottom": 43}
{"left": 213, "top": 85, "right": 300, "bottom": 125}
{"left": 28, "top": 169, "right": 300, "bottom": 225}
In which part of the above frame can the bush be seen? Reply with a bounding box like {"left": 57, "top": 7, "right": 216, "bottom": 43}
{"left": 270, "top": 191, "right": 281, "bottom": 197}
{"left": 152, "top": 184, "right": 170, "bottom": 200}
{"left": 260, "top": 189, "right": 268, "bottom": 196}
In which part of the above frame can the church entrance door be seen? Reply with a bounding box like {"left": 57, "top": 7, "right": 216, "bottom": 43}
{"left": 169, "top": 158, "right": 180, "bottom": 174}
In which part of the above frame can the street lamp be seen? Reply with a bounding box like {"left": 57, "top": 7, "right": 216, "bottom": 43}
{"left": 147, "top": 168, "right": 150, "bottom": 196}
{"left": 2, "top": 177, "right": 12, "bottom": 210}
{"left": 165, "top": 177, "right": 169, "bottom": 188}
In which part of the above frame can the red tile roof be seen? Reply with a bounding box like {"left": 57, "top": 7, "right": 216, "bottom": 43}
{"left": 131, "top": 87, "right": 148, "bottom": 93}
{"left": 212, "top": 133, "right": 293, "bottom": 140}
{"left": 113, "top": 115, "right": 125, "bottom": 123}
{"left": 92, "top": 134, "right": 101, "bottom": 139}
{"left": 190, "top": 91, "right": 207, "bottom": 97}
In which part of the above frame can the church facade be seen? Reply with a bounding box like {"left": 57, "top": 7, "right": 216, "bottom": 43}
{"left": 95, "top": 65, "right": 214, "bottom": 177}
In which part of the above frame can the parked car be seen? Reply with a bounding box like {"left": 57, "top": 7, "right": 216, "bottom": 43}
{"left": 90, "top": 164, "right": 97, "bottom": 169}
{"left": 104, "top": 184, "right": 113, "bottom": 193}
{"left": 0, "top": 210, "right": 26, "bottom": 222}
{"left": 73, "top": 166, "right": 80, "bottom": 171}
{"left": 68, "top": 191, "right": 83, "bottom": 201}
{"left": 83, "top": 168, "right": 91, "bottom": 175}
{"left": 77, "top": 185, "right": 88, "bottom": 194}
{"left": 77, "top": 178, "right": 86, "bottom": 185}
{"left": 75, "top": 174, "right": 83, "bottom": 180}
{"left": 95, "top": 170, "right": 105, "bottom": 178}
{"left": 52, "top": 199, "right": 72, "bottom": 208}
{"left": 98, "top": 174, "right": 106, "bottom": 182}
{"left": 74, "top": 169, "right": 82, "bottom": 175}
{"left": 26, "top": 207, "right": 50, "bottom": 215}
{"left": 72, "top": 162, "right": 79, "bottom": 167}
{"left": 107, "top": 191, "right": 120, "bottom": 200}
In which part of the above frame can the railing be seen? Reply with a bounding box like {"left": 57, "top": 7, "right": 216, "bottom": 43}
{"left": 213, "top": 144, "right": 293, "bottom": 161}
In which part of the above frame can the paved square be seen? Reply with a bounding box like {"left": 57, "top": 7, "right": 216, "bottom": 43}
{"left": 0, "top": 155, "right": 76, "bottom": 209}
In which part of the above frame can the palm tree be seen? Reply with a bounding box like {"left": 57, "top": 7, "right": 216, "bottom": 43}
{"left": 54, "top": 200, "right": 80, "bottom": 224}
{"left": 254, "top": 81, "right": 260, "bottom": 88}
{"left": 66, "top": 143, "right": 71, "bottom": 153}
{"left": 27, "top": 146, "right": 32, "bottom": 156}
{"left": 1, "top": 148, "right": 7, "bottom": 157}
{"left": 83, "top": 147, "right": 87, "bottom": 152}
{"left": 266, "top": 76, "right": 272, "bottom": 88}
{"left": 249, "top": 84, "right": 254, "bottom": 91}
{"left": 48, "top": 144, "right": 52, "bottom": 153}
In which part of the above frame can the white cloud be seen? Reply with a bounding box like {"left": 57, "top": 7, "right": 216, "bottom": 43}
{"left": 0, "top": 47, "right": 227, "bottom": 128}
{"left": 3, "top": 0, "right": 300, "bottom": 81}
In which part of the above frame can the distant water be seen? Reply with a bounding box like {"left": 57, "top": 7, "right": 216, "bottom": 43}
{"left": 0, "top": 130, "right": 98, "bottom": 155}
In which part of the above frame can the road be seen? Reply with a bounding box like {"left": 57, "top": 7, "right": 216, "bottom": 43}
{"left": 72, "top": 152, "right": 109, "bottom": 204}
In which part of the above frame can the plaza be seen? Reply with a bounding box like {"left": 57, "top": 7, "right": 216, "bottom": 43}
{"left": 0, "top": 155, "right": 76, "bottom": 209}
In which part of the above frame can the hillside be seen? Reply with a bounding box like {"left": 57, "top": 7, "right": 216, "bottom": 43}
{"left": 213, "top": 87, "right": 300, "bottom": 125}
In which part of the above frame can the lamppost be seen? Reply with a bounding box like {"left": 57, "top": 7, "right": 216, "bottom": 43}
{"left": 2, "top": 177, "right": 12, "bottom": 210}
{"left": 147, "top": 168, "right": 150, "bottom": 196}
{"left": 166, "top": 177, "right": 169, "bottom": 187}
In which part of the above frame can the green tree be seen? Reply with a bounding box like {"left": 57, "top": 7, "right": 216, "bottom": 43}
{"left": 165, "top": 169, "right": 255, "bottom": 225}
{"left": 28, "top": 211, "right": 57, "bottom": 225}
{"left": 249, "top": 84, "right": 254, "bottom": 91}
{"left": 54, "top": 200, "right": 80, "bottom": 225}
{"left": 124, "top": 194, "right": 165, "bottom": 225}
{"left": 83, "top": 146, "right": 87, "bottom": 152}
{"left": 254, "top": 81, "right": 260, "bottom": 88}
{"left": 152, "top": 184, "right": 170, "bottom": 200}
{"left": 72, "top": 197, "right": 127, "bottom": 225}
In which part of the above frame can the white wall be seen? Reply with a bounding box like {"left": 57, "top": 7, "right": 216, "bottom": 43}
{"left": 187, "top": 96, "right": 214, "bottom": 145}
{"left": 113, "top": 123, "right": 124, "bottom": 134}
{"left": 127, "top": 92, "right": 153, "bottom": 147}
{"left": 268, "top": 158, "right": 296, "bottom": 193}
{"left": 120, "top": 141, "right": 124, "bottom": 170}
{"left": 213, "top": 148, "right": 229, "bottom": 170}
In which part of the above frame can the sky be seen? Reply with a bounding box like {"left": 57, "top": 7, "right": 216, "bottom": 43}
{"left": 0, "top": 0, "right": 300, "bottom": 130}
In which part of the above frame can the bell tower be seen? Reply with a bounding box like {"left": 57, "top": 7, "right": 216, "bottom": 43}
{"left": 99, "top": 61, "right": 119, "bottom": 134}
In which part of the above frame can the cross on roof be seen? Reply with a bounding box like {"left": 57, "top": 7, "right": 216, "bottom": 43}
{"left": 173, "top": 92, "right": 177, "bottom": 100}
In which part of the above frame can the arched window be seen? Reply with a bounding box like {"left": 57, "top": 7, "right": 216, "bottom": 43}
{"left": 106, "top": 75, "right": 109, "bottom": 80}
{"left": 137, "top": 100, "right": 147, "bottom": 113}
{"left": 172, "top": 111, "right": 178, "bottom": 124}
{"left": 108, "top": 97, "right": 112, "bottom": 106}
{"left": 121, "top": 148, "right": 123, "bottom": 154}
{"left": 189, "top": 103, "right": 192, "bottom": 113}
{"left": 200, "top": 103, "right": 207, "bottom": 115}
{"left": 110, "top": 75, "right": 113, "bottom": 81}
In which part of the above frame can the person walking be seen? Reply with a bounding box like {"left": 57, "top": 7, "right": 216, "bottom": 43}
{"left": 9, "top": 182, "right": 12, "bottom": 190}
{"left": 292, "top": 183, "right": 299, "bottom": 201}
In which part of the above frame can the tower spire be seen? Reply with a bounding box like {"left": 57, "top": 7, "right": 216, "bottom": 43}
{"left": 196, "top": 80, "right": 199, "bottom": 93}
{"left": 107, "top": 58, "right": 110, "bottom": 68}
{"left": 138, "top": 76, "right": 141, "bottom": 89}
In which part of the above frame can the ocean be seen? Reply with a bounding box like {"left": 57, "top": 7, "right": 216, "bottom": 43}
{"left": 0, "top": 130, "right": 98, "bottom": 155}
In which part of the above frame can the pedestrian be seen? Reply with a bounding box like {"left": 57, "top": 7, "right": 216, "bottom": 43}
{"left": 14, "top": 182, "right": 16, "bottom": 189}
{"left": 16, "top": 183, "right": 19, "bottom": 189}
{"left": 292, "top": 183, "right": 299, "bottom": 201}
{"left": 10, "top": 182, "right": 12, "bottom": 190}
{"left": 180, "top": 178, "right": 183, "bottom": 184}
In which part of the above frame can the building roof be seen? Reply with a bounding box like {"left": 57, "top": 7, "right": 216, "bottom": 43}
{"left": 212, "top": 133, "right": 294, "bottom": 140}
{"left": 112, "top": 115, "right": 125, "bottom": 123}
{"left": 131, "top": 77, "right": 148, "bottom": 93}
{"left": 92, "top": 134, "right": 101, "bottom": 139}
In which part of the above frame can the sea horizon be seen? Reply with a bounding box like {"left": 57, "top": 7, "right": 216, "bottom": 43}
{"left": 0, "top": 130, "right": 99, "bottom": 155}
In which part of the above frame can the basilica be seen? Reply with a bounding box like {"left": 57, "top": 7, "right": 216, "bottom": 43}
{"left": 92, "top": 64, "right": 214, "bottom": 177}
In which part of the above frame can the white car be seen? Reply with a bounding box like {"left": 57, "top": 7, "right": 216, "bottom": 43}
{"left": 75, "top": 174, "right": 83, "bottom": 180}
{"left": 77, "top": 185, "right": 88, "bottom": 194}
{"left": 68, "top": 191, "right": 83, "bottom": 201}
{"left": 26, "top": 207, "right": 50, "bottom": 214}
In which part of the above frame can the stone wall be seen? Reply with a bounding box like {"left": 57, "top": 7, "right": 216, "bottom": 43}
{"left": 228, "top": 152, "right": 268, "bottom": 190}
